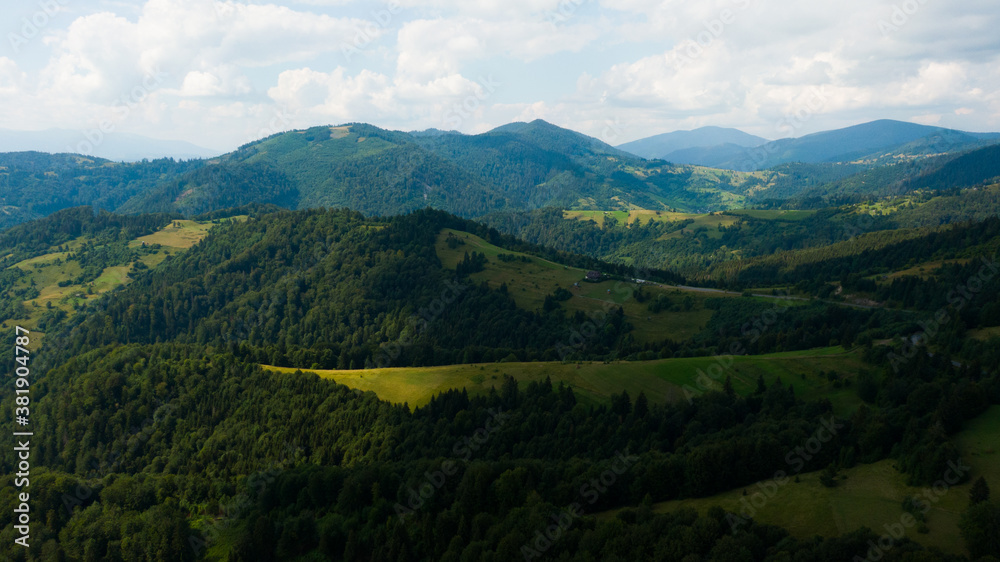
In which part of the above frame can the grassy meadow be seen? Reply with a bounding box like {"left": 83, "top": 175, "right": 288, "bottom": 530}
{"left": 267, "top": 346, "right": 867, "bottom": 414}
{"left": 599, "top": 405, "right": 1000, "bottom": 556}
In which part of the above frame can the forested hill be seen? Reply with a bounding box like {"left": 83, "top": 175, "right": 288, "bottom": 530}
{"left": 120, "top": 121, "right": 754, "bottom": 218}
{"left": 0, "top": 121, "right": 754, "bottom": 231}
{"left": 1, "top": 206, "right": 997, "bottom": 561}
{"left": 0, "top": 153, "right": 201, "bottom": 230}
{"left": 39, "top": 208, "right": 660, "bottom": 372}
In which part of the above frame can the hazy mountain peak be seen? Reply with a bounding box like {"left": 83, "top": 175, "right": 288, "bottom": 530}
{"left": 617, "top": 126, "right": 769, "bottom": 161}
{"left": 0, "top": 128, "right": 221, "bottom": 161}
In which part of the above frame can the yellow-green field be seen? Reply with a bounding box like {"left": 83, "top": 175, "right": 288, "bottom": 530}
{"left": 267, "top": 346, "right": 866, "bottom": 414}
{"left": 562, "top": 209, "right": 744, "bottom": 241}
{"left": 564, "top": 209, "right": 741, "bottom": 231}
{"left": 724, "top": 209, "right": 818, "bottom": 221}
{"left": 969, "top": 326, "right": 1000, "bottom": 341}
{"left": 884, "top": 259, "right": 972, "bottom": 280}
{"left": 562, "top": 209, "right": 630, "bottom": 227}
{"left": 131, "top": 219, "right": 220, "bottom": 249}
{"left": 603, "top": 405, "right": 1000, "bottom": 556}
{"left": 436, "top": 228, "right": 735, "bottom": 343}
{"left": 656, "top": 213, "right": 742, "bottom": 240}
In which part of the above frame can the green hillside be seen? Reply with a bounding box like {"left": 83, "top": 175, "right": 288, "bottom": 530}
{"left": 118, "top": 121, "right": 761, "bottom": 220}
{"left": 602, "top": 405, "right": 1000, "bottom": 556}
{"left": 0, "top": 153, "right": 201, "bottom": 229}
{"left": 0, "top": 205, "right": 997, "bottom": 561}
{"left": 435, "top": 227, "right": 722, "bottom": 343}
{"left": 266, "top": 345, "right": 865, "bottom": 413}
{"left": 0, "top": 214, "right": 235, "bottom": 353}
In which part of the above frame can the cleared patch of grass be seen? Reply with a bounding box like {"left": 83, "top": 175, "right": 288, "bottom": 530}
{"left": 562, "top": 209, "right": 742, "bottom": 240}
{"left": 968, "top": 326, "right": 1000, "bottom": 341}
{"left": 131, "top": 219, "right": 219, "bottom": 249}
{"left": 884, "top": 259, "right": 972, "bottom": 280}
{"left": 725, "top": 209, "right": 817, "bottom": 221}
{"left": 91, "top": 265, "right": 131, "bottom": 293}
{"left": 656, "top": 213, "right": 741, "bottom": 240}
{"left": 603, "top": 459, "right": 966, "bottom": 554}
{"left": 268, "top": 347, "right": 866, "bottom": 415}
{"left": 12, "top": 251, "right": 72, "bottom": 269}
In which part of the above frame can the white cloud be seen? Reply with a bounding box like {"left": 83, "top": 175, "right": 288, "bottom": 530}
{"left": 36, "top": 0, "right": 369, "bottom": 104}
{"left": 394, "top": 16, "right": 597, "bottom": 81}
{"left": 266, "top": 65, "right": 503, "bottom": 132}
{"left": 0, "top": 58, "right": 26, "bottom": 96}
{"left": 1, "top": 0, "right": 999, "bottom": 150}
{"left": 177, "top": 66, "right": 253, "bottom": 97}
{"left": 394, "top": 0, "right": 572, "bottom": 20}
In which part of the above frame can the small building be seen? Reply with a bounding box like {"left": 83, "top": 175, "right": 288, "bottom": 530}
{"left": 586, "top": 270, "right": 601, "bottom": 282}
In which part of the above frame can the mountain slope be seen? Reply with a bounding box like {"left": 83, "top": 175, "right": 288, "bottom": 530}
{"left": 900, "top": 143, "right": 1000, "bottom": 191}
{"left": 123, "top": 124, "right": 509, "bottom": 218}
{"left": 48, "top": 208, "right": 650, "bottom": 370}
{"left": 0, "top": 152, "right": 202, "bottom": 229}
{"left": 760, "top": 143, "right": 1000, "bottom": 204}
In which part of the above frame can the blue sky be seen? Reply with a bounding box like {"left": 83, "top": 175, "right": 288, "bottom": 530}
{"left": 1, "top": 0, "right": 998, "bottom": 152}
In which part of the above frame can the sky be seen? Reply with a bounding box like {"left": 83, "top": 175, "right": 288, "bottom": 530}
{"left": 1, "top": 0, "right": 998, "bottom": 153}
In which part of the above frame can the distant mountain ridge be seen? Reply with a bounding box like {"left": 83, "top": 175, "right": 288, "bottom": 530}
{"left": 621, "top": 119, "right": 1000, "bottom": 170}
{"left": 738, "top": 119, "right": 1000, "bottom": 170}
{"left": 0, "top": 128, "right": 220, "bottom": 161}
{"left": 617, "top": 126, "right": 768, "bottom": 161}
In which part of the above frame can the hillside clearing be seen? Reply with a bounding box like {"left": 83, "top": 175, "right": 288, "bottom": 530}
{"left": 267, "top": 346, "right": 866, "bottom": 414}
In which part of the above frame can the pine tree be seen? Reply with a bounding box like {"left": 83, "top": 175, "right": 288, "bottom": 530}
{"left": 633, "top": 391, "right": 649, "bottom": 418}
{"left": 970, "top": 476, "right": 990, "bottom": 507}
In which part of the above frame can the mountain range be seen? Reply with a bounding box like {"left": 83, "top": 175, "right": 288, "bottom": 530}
{"left": 616, "top": 126, "right": 769, "bottom": 161}
{"left": 0, "top": 118, "right": 998, "bottom": 232}
{"left": 618, "top": 119, "right": 1000, "bottom": 170}
{"left": 0, "top": 128, "right": 220, "bottom": 161}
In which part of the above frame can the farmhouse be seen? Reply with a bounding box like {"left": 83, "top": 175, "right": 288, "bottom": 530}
{"left": 585, "top": 270, "right": 601, "bottom": 282}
